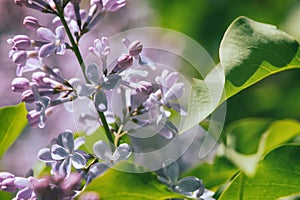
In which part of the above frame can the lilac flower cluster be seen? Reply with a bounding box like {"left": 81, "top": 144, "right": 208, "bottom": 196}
{"left": 2, "top": 0, "right": 213, "bottom": 199}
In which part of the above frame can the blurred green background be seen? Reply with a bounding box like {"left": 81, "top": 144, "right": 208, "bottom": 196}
{"left": 148, "top": 0, "right": 300, "bottom": 125}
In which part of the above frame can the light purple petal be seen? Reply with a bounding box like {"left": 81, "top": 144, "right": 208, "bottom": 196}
{"left": 51, "top": 144, "right": 69, "bottom": 160}
{"left": 85, "top": 63, "right": 100, "bottom": 84}
{"left": 94, "top": 90, "right": 107, "bottom": 112}
{"left": 112, "top": 143, "right": 131, "bottom": 163}
{"left": 56, "top": 43, "right": 66, "bottom": 55}
{"left": 93, "top": 140, "right": 112, "bottom": 160}
{"left": 55, "top": 26, "right": 65, "bottom": 41}
{"left": 61, "top": 130, "right": 74, "bottom": 151}
{"left": 164, "top": 82, "right": 184, "bottom": 102}
{"left": 74, "top": 137, "right": 85, "bottom": 150}
{"left": 77, "top": 83, "right": 96, "bottom": 97}
{"left": 39, "top": 43, "right": 56, "bottom": 57}
{"left": 16, "top": 187, "right": 33, "bottom": 199}
{"left": 101, "top": 74, "right": 121, "bottom": 90}
{"left": 37, "top": 27, "right": 55, "bottom": 41}
{"left": 37, "top": 148, "right": 54, "bottom": 162}
{"left": 59, "top": 158, "right": 72, "bottom": 178}
{"left": 14, "top": 177, "right": 29, "bottom": 188}
{"left": 162, "top": 159, "right": 179, "bottom": 184}
{"left": 71, "top": 152, "right": 86, "bottom": 169}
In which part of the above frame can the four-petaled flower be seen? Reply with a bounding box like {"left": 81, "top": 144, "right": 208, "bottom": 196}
{"left": 86, "top": 141, "right": 131, "bottom": 183}
{"left": 37, "top": 26, "right": 66, "bottom": 57}
{"left": 38, "top": 130, "right": 87, "bottom": 178}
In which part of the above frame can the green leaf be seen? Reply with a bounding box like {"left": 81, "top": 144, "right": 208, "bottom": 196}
{"left": 82, "top": 162, "right": 184, "bottom": 200}
{"left": 220, "top": 16, "right": 300, "bottom": 99}
{"left": 183, "top": 156, "right": 238, "bottom": 190}
{"left": 182, "top": 16, "right": 300, "bottom": 132}
{"left": 0, "top": 191, "right": 12, "bottom": 200}
{"left": 219, "top": 145, "right": 300, "bottom": 200}
{"left": 224, "top": 118, "right": 300, "bottom": 176}
{"left": 0, "top": 103, "right": 27, "bottom": 157}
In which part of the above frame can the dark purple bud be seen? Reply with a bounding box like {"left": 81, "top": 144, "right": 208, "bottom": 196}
{"left": 128, "top": 40, "right": 143, "bottom": 56}
{"left": 22, "top": 90, "right": 35, "bottom": 103}
{"left": 1, "top": 178, "right": 17, "bottom": 192}
{"left": 23, "top": 16, "right": 40, "bottom": 30}
{"left": 12, "top": 51, "right": 27, "bottom": 64}
{"left": 112, "top": 54, "right": 133, "bottom": 74}
{"left": 60, "top": 173, "right": 81, "bottom": 195}
{"left": 11, "top": 77, "right": 30, "bottom": 92}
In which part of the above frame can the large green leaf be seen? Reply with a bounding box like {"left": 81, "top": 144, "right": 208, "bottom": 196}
{"left": 182, "top": 16, "right": 300, "bottom": 133}
{"left": 219, "top": 145, "right": 300, "bottom": 200}
{"left": 224, "top": 118, "right": 300, "bottom": 176}
{"left": 183, "top": 156, "right": 238, "bottom": 190}
{"left": 220, "top": 16, "right": 300, "bottom": 99}
{"left": 82, "top": 162, "right": 184, "bottom": 200}
{"left": 0, "top": 103, "right": 27, "bottom": 157}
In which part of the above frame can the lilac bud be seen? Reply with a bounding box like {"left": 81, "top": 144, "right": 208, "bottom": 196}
{"left": 32, "top": 71, "right": 47, "bottom": 84}
{"left": 112, "top": 54, "right": 133, "bottom": 74}
{"left": 11, "top": 77, "right": 30, "bottom": 92}
{"left": 12, "top": 51, "right": 27, "bottom": 64}
{"left": 12, "top": 35, "right": 31, "bottom": 50}
{"left": 128, "top": 40, "right": 143, "bottom": 56}
{"left": 22, "top": 90, "right": 35, "bottom": 103}
{"left": 23, "top": 16, "right": 40, "bottom": 30}
{"left": 0, "top": 172, "right": 16, "bottom": 192}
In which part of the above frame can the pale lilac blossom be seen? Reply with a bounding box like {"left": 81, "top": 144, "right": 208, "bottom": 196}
{"left": 37, "top": 26, "right": 66, "bottom": 57}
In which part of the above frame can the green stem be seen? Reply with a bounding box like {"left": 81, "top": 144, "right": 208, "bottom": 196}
{"left": 57, "top": 7, "right": 114, "bottom": 147}
{"left": 99, "top": 111, "right": 115, "bottom": 150}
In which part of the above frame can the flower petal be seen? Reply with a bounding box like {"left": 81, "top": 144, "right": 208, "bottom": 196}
{"left": 93, "top": 140, "right": 112, "bottom": 160}
{"left": 14, "top": 177, "right": 29, "bottom": 188}
{"left": 74, "top": 137, "right": 85, "bottom": 150}
{"left": 59, "top": 158, "right": 72, "bottom": 178}
{"left": 77, "top": 83, "right": 96, "bottom": 97}
{"left": 86, "top": 63, "right": 100, "bottom": 84}
{"left": 94, "top": 90, "right": 107, "bottom": 112}
{"left": 162, "top": 159, "right": 179, "bottom": 184}
{"left": 16, "top": 187, "right": 33, "bottom": 199}
{"left": 37, "top": 27, "right": 55, "bottom": 41}
{"left": 176, "top": 176, "right": 202, "bottom": 193}
{"left": 39, "top": 43, "right": 56, "bottom": 57}
{"left": 61, "top": 130, "right": 74, "bottom": 151}
{"left": 101, "top": 74, "right": 121, "bottom": 90}
{"left": 112, "top": 143, "right": 131, "bottom": 163}
{"left": 71, "top": 152, "right": 86, "bottom": 169}
{"left": 37, "top": 148, "right": 54, "bottom": 162}
{"left": 164, "top": 82, "right": 184, "bottom": 102}
{"left": 55, "top": 26, "right": 65, "bottom": 41}
{"left": 87, "top": 162, "right": 109, "bottom": 183}
{"left": 51, "top": 144, "right": 69, "bottom": 160}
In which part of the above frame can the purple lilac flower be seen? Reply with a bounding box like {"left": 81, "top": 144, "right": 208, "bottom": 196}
{"left": 89, "top": 37, "right": 110, "bottom": 71}
{"left": 14, "top": 176, "right": 41, "bottom": 200}
{"left": 76, "top": 63, "right": 121, "bottom": 112}
{"left": 158, "top": 159, "right": 213, "bottom": 200}
{"left": 37, "top": 130, "right": 87, "bottom": 178}
{"left": 0, "top": 172, "right": 17, "bottom": 192}
{"left": 52, "top": 2, "right": 86, "bottom": 33}
{"left": 86, "top": 140, "right": 131, "bottom": 183}
{"left": 37, "top": 26, "right": 66, "bottom": 57}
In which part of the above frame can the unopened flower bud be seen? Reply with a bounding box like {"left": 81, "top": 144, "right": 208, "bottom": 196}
{"left": 12, "top": 51, "right": 27, "bottom": 64}
{"left": 103, "top": 0, "right": 126, "bottom": 12}
{"left": 12, "top": 35, "right": 31, "bottom": 50}
{"left": 11, "top": 77, "right": 30, "bottom": 92}
{"left": 22, "top": 90, "right": 35, "bottom": 103}
{"left": 0, "top": 172, "right": 16, "bottom": 192}
{"left": 32, "top": 71, "right": 47, "bottom": 84}
{"left": 23, "top": 16, "right": 40, "bottom": 30}
{"left": 128, "top": 40, "right": 143, "bottom": 56}
{"left": 112, "top": 54, "right": 133, "bottom": 74}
